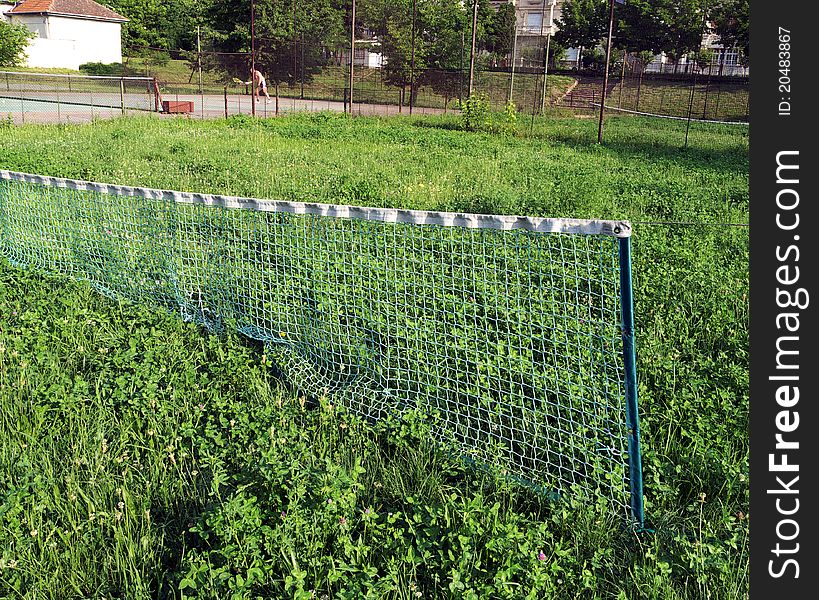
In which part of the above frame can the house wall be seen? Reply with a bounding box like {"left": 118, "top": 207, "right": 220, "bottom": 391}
{"left": 8, "top": 14, "right": 123, "bottom": 70}
{"left": 45, "top": 16, "right": 123, "bottom": 65}
{"left": 337, "top": 48, "right": 384, "bottom": 69}
{"left": 8, "top": 13, "right": 47, "bottom": 38}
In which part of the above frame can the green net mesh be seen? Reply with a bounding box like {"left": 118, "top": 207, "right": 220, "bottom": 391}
{"left": 0, "top": 170, "right": 638, "bottom": 517}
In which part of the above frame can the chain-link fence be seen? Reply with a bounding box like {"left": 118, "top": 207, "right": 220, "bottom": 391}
{"left": 1, "top": 42, "right": 748, "bottom": 127}
{"left": 558, "top": 70, "right": 749, "bottom": 124}
{"left": 0, "top": 71, "right": 159, "bottom": 124}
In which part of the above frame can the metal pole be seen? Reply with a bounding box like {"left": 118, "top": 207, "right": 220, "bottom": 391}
{"left": 348, "top": 0, "right": 356, "bottom": 114}
{"left": 251, "top": 0, "right": 257, "bottom": 117}
{"left": 540, "top": 0, "right": 555, "bottom": 114}
{"left": 619, "top": 235, "right": 645, "bottom": 530}
{"left": 596, "top": 0, "right": 616, "bottom": 144}
{"left": 409, "top": 0, "right": 417, "bottom": 115}
{"left": 468, "top": 0, "right": 479, "bottom": 97}
{"left": 120, "top": 77, "right": 125, "bottom": 115}
{"left": 508, "top": 2, "right": 518, "bottom": 104}
{"left": 197, "top": 26, "right": 203, "bottom": 94}
{"left": 460, "top": 30, "right": 465, "bottom": 100}
{"left": 292, "top": 0, "right": 298, "bottom": 89}
{"left": 684, "top": 69, "right": 697, "bottom": 148}
{"left": 300, "top": 31, "right": 305, "bottom": 99}
{"left": 224, "top": 85, "right": 228, "bottom": 118}
{"left": 618, "top": 50, "right": 627, "bottom": 108}
{"left": 541, "top": 33, "right": 551, "bottom": 113}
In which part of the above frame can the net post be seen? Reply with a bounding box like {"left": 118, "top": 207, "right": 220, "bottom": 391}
{"left": 618, "top": 235, "right": 645, "bottom": 529}
{"left": 153, "top": 78, "right": 161, "bottom": 113}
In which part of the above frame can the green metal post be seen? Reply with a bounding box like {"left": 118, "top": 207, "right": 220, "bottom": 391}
{"left": 619, "top": 235, "right": 645, "bottom": 528}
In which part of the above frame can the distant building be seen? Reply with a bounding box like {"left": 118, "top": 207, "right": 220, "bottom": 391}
{"left": 490, "top": 0, "right": 568, "bottom": 68}
{"left": 2, "top": 0, "right": 127, "bottom": 70}
{"left": 490, "top": 0, "right": 747, "bottom": 75}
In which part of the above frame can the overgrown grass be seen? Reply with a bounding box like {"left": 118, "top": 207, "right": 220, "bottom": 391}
{"left": 0, "top": 113, "right": 748, "bottom": 598}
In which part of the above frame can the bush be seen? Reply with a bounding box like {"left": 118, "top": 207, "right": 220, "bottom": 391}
{"left": 582, "top": 48, "right": 607, "bottom": 72}
{"left": 79, "top": 62, "right": 124, "bottom": 76}
{"left": 457, "top": 95, "right": 518, "bottom": 135}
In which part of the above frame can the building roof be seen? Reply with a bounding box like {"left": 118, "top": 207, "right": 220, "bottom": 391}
{"left": 8, "top": 0, "right": 128, "bottom": 22}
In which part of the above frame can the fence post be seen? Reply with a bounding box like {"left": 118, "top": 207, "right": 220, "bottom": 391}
{"left": 120, "top": 78, "right": 125, "bottom": 115}
{"left": 684, "top": 70, "right": 698, "bottom": 148}
{"left": 224, "top": 86, "right": 228, "bottom": 118}
{"left": 619, "top": 235, "right": 645, "bottom": 530}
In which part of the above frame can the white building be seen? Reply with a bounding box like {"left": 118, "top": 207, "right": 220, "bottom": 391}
{"left": 2, "top": 0, "right": 127, "bottom": 70}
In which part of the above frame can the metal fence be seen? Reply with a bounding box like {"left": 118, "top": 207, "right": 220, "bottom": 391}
{"left": 0, "top": 54, "right": 748, "bottom": 126}
{"left": 0, "top": 71, "right": 159, "bottom": 124}
{"left": 558, "top": 71, "right": 749, "bottom": 124}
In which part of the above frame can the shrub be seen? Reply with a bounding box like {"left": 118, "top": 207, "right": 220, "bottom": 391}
{"left": 457, "top": 95, "right": 518, "bottom": 135}
{"left": 79, "top": 62, "right": 124, "bottom": 76}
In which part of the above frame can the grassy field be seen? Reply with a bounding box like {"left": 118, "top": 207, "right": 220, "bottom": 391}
{"left": 0, "top": 113, "right": 748, "bottom": 598}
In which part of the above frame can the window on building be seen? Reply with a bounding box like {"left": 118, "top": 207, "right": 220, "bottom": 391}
{"left": 525, "top": 13, "right": 543, "bottom": 29}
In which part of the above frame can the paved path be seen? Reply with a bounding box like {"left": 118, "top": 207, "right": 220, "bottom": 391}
{"left": 1, "top": 91, "right": 449, "bottom": 124}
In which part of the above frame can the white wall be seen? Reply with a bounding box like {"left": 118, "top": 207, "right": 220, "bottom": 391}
{"left": 9, "top": 14, "right": 123, "bottom": 70}
{"left": 45, "top": 16, "right": 123, "bottom": 65}
{"left": 8, "top": 13, "right": 47, "bottom": 38}
{"left": 24, "top": 38, "right": 80, "bottom": 70}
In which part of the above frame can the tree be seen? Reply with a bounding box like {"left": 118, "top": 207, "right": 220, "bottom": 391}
{"left": 617, "top": 0, "right": 669, "bottom": 55}
{"left": 0, "top": 21, "right": 33, "bottom": 67}
{"left": 710, "top": 0, "right": 749, "bottom": 61}
{"left": 657, "top": 0, "right": 707, "bottom": 71}
{"left": 204, "top": 0, "right": 347, "bottom": 85}
{"left": 554, "top": 0, "right": 610, "bottom": 52}
{"left": 107, "top": 0, "right": 202, "bottom": 50}
{"left": 483, "top": 0, "right": 516, "bottom": 63}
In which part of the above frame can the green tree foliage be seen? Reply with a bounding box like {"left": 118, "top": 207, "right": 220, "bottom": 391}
{"left": 484, "top": 1, "right": 516, "bottom": 60}
{"left": 557, "top": 0, "right": 709, "bottom": 72}
{"left": 361, "top": 0, "right": 469, "bottom": 88}
{"left": 710, "top": 0, "right": 749, "bottom": 60}
{"left": 617, "top": 0, "right": 669, "bottom": 54}
{"left": 204, "top": 0, "right": 347, "bottom": 85}
{"left": 652, "top": 0, "right": 707, "bottom": 68}
{"left": 106, "top": 0, "right": 203, "bottom": 50}
{"left": 0, "top": 20, "right": 33, "bottom": 67}
{"left": 360, "top": 0, "right": 512, "bottom": 98}
{"left": 554, "top": 0, "right": 610, "bottom": 51}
